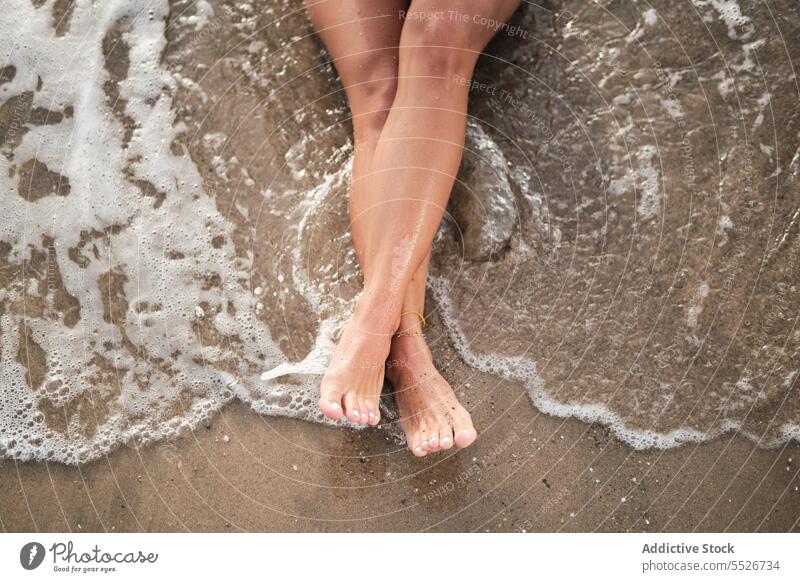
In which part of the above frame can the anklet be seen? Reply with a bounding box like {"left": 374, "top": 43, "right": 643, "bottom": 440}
{"left": 399, "top": 311, "right": 427, "bottom": 329}
{"left": 394, "top": 329, "right": 424, "bottom": 337}
{"left": 395, "top": 311, "right": 426, "bottom": 338}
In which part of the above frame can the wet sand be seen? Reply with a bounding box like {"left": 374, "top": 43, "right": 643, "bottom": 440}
{"left": 2, "top": 337, "right": 799, "bottom": 532}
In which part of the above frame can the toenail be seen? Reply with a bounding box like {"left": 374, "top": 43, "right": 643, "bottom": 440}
{"left": 441, "top": 437, "right": 452, "bottom": 446}
{"left": 329, "top": 402, "right": 341, "bottom": 410}
{"left": 351, "top": 411, "right": 360, "bottom": 420}
{"left": 455, "top": 428, "right": 477, "bottom": 445}
{"left": 414, "top": 446, "right": 423, "bottom": 454}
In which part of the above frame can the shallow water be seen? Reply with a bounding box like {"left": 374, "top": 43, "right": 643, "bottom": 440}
{"left": 0, "top": 0, "right": 798, "bottom": 463}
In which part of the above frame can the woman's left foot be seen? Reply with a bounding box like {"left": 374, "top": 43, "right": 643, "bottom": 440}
{"left": 386, "top": 333, "right": 477, "bottom": 457}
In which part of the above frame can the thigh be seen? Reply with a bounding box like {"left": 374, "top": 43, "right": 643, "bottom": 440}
{"left": 305, "top": 0, "right": 409, "bottom": 100}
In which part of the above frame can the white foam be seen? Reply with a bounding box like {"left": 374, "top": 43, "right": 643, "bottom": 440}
{"left": 691, "top": 0, "right": 753, "bottom": 41}
{"left": 608, "top": 145, "right": 662, "bottom": 221}
{"left": 0, "top": 0, "right": 308, "bottom": 463}
{"left": 687, "top": 282, "right": 710, "bottom": 329}
{"left": 427, "top": 276, "right": 714, "bottom": 450}
{"left": 428, "top": 274, "right": 798, "bottom": 450}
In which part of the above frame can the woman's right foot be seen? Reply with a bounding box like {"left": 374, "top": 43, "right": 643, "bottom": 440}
{"left": 319, "top": 293, "right": 398, "bottom": 426}
{"left": 386, "top": 331, "right": 477, "bottom": 457}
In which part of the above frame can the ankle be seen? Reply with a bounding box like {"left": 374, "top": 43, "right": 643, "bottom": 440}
{"left": 390, "top": 333, "right": 432, "bottom": 361}
{"left": 352, "top": 290, "right": 402, "bottom": 333}
{"left": 396, "top": 309, "right": 426, "bottom": 335}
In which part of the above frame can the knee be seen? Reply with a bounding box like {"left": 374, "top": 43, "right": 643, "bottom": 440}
{"left": 400, "top": 13, "right": 481, "bottom": 78}
{"left": 350, "top": 76, "right": 397, "bottom": 138}
{"left": 343, "top": 59, "right": 398, "bottom": 139}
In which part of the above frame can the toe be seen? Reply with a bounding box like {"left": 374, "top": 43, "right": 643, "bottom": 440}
{"left": 454, "top": 427, "right": 477, "bottom": 448}
{"left": 319, "top": 398, "right": 344, "bottom": 421}
{"left": 319, "top": 376, "right": 345, "bottom": 421}
{"left": 412, "top": 437, "right": 426, "bottom": 456}
{"left": 449, "top": 403, "right": 477, "bottom": 448}
{"left": 439, "top": 425, "right": 454, "bottom": 450}
{"left": 410, "top": 431, "right": 427, "bottom": 457}
{"left": 356, "top": 397, "right": 371, "bottom": 425}
{"left": 419, "top": 419, "right": 433, "bottom": 452}
{"left": 363, "top": 397, "right": 381, "bottom": 426}
{"left": 400, "top": 415, "right": 426, "bottom": 457}
{"left": 344, "top": 392, "right": 361, "bottom": 424}
{"left": 426, "top": 417, "right": 444, "bottom": 452}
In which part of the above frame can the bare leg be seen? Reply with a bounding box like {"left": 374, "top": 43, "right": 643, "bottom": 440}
{"left": 306, "top": 0, "right": 520, "bottom": 455}
{"left": 306, "top": 1, "right": 469, "bottom": 445}
{"left": 305, "top": 0, "right": 408, "bottom": 425}
{"left": 360, "top": 0, "right": 521, "bottom": 455}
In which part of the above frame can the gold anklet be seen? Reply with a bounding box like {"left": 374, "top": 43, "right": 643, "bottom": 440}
{"left": 399, "top": 311, "right": 426, "bottom": 329}
{"left": 395, "top": 311, "right": 426, "bottom": 338}
{"left": 394, "top": 329, "right": 424, "bottom": 338}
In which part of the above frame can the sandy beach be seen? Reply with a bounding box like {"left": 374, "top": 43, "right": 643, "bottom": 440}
{"left": 3, "top": 413, "right": 799, "bottom": 532}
